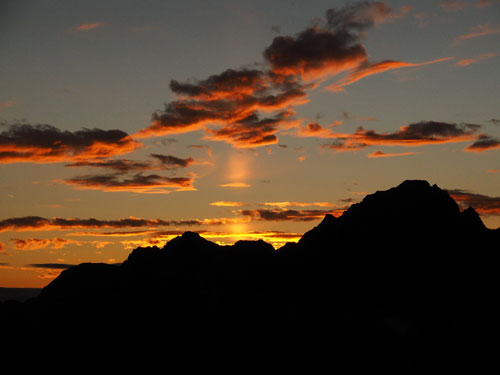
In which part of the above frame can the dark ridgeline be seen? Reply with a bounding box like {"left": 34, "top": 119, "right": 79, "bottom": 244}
{"left": 1, "top": 180, "right": 498, "bottom": 367}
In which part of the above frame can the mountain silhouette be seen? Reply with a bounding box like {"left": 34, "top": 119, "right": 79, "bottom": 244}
{"left": 2, "top": 180, "right": 498, "bottom": 367}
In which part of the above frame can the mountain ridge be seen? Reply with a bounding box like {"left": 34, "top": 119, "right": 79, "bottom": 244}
{"left": 1, "top": 180, "right": 498, "bottom": 367}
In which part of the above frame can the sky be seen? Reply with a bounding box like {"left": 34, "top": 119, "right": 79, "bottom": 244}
{"left": 1, "top": 0, "right": 499, "bottom": 287}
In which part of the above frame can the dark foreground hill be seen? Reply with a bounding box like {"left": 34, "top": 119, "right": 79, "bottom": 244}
{"left": 1, "top": 180, "right": 498, "bottom": 367}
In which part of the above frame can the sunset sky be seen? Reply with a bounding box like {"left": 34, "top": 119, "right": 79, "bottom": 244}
{"left": 1, "top": 0, "right": 499, "bottom": 287}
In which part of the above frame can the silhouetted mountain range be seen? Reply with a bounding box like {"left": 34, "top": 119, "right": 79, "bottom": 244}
{"left": 2, "top": 180, "right": 498, "bottom": 367}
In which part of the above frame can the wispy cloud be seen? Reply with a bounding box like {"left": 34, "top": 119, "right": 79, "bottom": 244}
{"left": 218, "top": 182, "right": 251, "bottom": 188}
{"left": 368, "top": 150, "right": 420, "bottom": 158}
{"left": 9, "top": 238, "right": 81, "bottom": 251}
{"left": 60, "top": 173, "right": 196, "bottom": 194}
{"left": 210, "top": 201, "right": 247, "bottom": 207}
{"left": 328, "top": 57, "right": 453, "bottom": 92}
{"left": 0, "top": 215, "right": 250, "bottom": 233}
{"left": 0, "top": 100, "right": 17, "bottom": 111}
{"left": 305, "top": 121, "right": 481, "bottom": 151}
{"left": 439, "top": 0, "right": 470, "bottom": 12}
{"left": 454, "top": 24, "right": 500, "bottom": 43}
{"left": 74, "top": 23, "right": 103, "bottom": 31}
{"left": 456, "top": 52, "right": 497, "bottom": 67}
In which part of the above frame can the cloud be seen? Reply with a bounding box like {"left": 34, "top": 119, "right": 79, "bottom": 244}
{"left": 240, "top": 208, "right": 343, "bottom": 221}
{"left": 135, "top": 68, "right": 308, "bottom": 148}
{"left": 263, "top": 25, "right": 367, "bottom": 80}
{"left": 476, "top": 0, "right": 500, "bottom": 8}
{"left": 74, "top": 23, "right": 102, "bottom": 31}
{"left": 0, "top": 100, "right": 17, "bottom": 111}
{"left": 205, "top": 110, "right": 295, "bottom": 148}
{"left": 27, "top": 263, "right": 76, "bottom": 270}
{"left": 368, "top": 150, "right": 420, "bottom": 158}
{"left": 65, "top": 159, "right": 153, "bottom": 172}
{"left": 318, "top": 121, "right": 481, "bottom": 151}
{"left": 0, "top": 242, "right": 6, "bottom": 254}
{"left": 60, "top": 173, "right": 196, "bottom": 194}
{"left": 328, "top": 57, "right": 453, "bottom": 92}
{"left": 66, "top": 153, "right": 196, "bottom": 172}
{"left": 0, "top": 123, "right": 140, "bottom": 164}
{"left": 135, "top": 3, "right": 430, "bottom": 148}
{"left": 150, "top": 154, "right": 195, "bottom": 168}
{"left": 210, "top": 201, "right": 247, "bottom": 207}
{"left": 439, "top": 0, "right": 470, "bottom": 12}
{"left": 262, "top": 201, "right": 335, "bottom": 208}
{"left": 455, "top": 24, "right": 500, "bottom": 43}
{"left": 217, "top": 182, "right": 251, "bottom": 188}
{"left": 456, "top": 53, "right": 497, "bottom": 67}
{"left": 447, "top": 189, "right": 500, "bottom": 215}
{"left": 465, "top": 134, "right": 500, "bottom": 152}
{"left": 487, "top": 119, "right": 500, "bottom": 125}
{"left": 0, "top": 215, "right": 249, "bottom": 233}
{"left": 9, "top": 238, "right": 81, "bottom": 251}
{"left": 187, "top": 144, "right": 213, "bottom": 157}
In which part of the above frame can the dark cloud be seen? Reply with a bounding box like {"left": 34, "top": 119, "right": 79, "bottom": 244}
{"left": 135, "top": 2, "right": 441, "bottom": 149}
{"left": 61, "top": 173, "right": 195, "bottom": 193}
{"left": 136, "top": 67, "right": 307, "bottom": 147}
{"left": 0, "top": 216, "right": 205, "bottom": 232}
{"left": 322, "top": 139, "right": 368, "bottom": 151}
{"left": 335, "top": 121, "right": 479, "bottom": 149}
{"left": 66, "top": 159, "right": 153, "bottom": 172}
{"left": 206, "top": 110, "right": 294, "bottom": 148}
{"left": 263, "top": 26, "right": 367, "bottom": 79}
{"left": 169, "top": 69, "right": 267, "bottom": 100}
{"left": 447, "top": 189, "right": 500, "bottom": 215}
{"left": 150, "top": 154, "right": 195, "bottom": 168}
{"left": 487, "top": 119, "right": 500, "bottom": 125}
{"left": 240, "top": 208, "right": 339, "bottom": 221}
{"left": 27, "top": 263, "right": 76, "bottom": 270}
{"left": 0, "top": 123, "right": 140, "bottom": 163}
{"left": 0, "top": 215, "right": 251, "bottom": 233}
{"left": 465, "top": 134, "right": 500, "bottom": 152}
{"left": 325, "top": 1, "right": 394, "bottom": 31}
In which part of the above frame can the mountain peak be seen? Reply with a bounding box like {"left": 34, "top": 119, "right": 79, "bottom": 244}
{"left": 397, "top": 179, "right": 432, "bottom": 189}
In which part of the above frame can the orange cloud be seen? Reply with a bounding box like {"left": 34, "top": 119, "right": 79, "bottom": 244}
{"left": 217, "top": 182, "right": 251, "bottom": 188}
{"left": 320, "top": 121, "right": 481, "bottom": 151}
{"left": 455, "top": 52, "right": 497, "bottom": 67}
{"left": 328, "top": 57, "right": 453, "bottom": 92}
{"left": 135, "top": 69, "right": 308, "bottom": 148}
{"left": 455, "top": 24, "right": 500, "bottom": 43}
{"left": 448, "top": 189, "right": 500, "bottom": 215}
{"left": 9, "top": 238, "right": 81, "bottom": 251}
{"left": 368, "top": 150, "right": 420, "bottom": 158}
{"left": 74, "top": 23, "right": 102, "bottom": 31}
{"left": 0, "top": 100, "right": 17, "bottom": 110}
{"left": 0, "top": 124, "right": 140, "bottom": 164}
{"left": 465, "top": 134, "right": 500, "bottom": 152}
{"left": 262, "top": 201, "right": 335, "bottom": 208}
{"left": 210, "top": 201, "right": 246, "bottom": 207}
{"left": 439, "top": 0, "right": 470, "bottom": 12}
